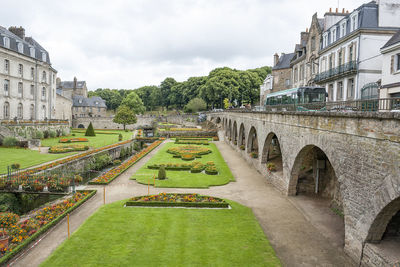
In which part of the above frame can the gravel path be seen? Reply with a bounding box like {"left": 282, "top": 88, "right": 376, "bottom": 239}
{"left": 11, "top": 139, "right": 355, "bottom": 267}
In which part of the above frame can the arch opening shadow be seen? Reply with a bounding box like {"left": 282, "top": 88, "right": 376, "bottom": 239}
{"left": 232, "top": 121, "right": 238, "bottom": 145}
{"left": 261, "top": 133, "right": 283, "bottom": 174}
{"left": 77, "top": 124, "right": 85, "bottom": 129}
{"left": 247, "top": 126, "right": 258, "bottom": 158}
{"left": 227, "top": 120, "right": 232, "bottom": 139}
{"left": 238, "top": 123, "right": 246, "bottom": 150}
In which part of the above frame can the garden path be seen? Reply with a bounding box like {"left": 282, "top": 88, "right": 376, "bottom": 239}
{"left": 11, "top": 139, "right": 355, "bottom": 267}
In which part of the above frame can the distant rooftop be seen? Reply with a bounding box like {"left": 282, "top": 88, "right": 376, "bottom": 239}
{"left": 382, "top": 30, "right": 400, "bottom": 49}
{"left": 272, "top": 53, "right": 295, "bottom": 70}
{"left": 73, "top": 95, "right": 107, "bottom": 108}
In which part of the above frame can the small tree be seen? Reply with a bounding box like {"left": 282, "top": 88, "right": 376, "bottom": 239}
{"left": 184, "top": 97, "right": 207, "bottom": 113}
{"left": 113, "top": 105, "right": 137, "bottom": 130}
{"left": 158, "top": 166, "right": 166, "bottom": 180}
{"left": 223, "top": 98, "right": 230, "bottom": 109}
{"left": 85, "top": 122, "right": 96, "bottom": 136}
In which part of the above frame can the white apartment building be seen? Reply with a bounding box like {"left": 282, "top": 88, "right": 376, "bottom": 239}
{"left": 380, "top": 30, "right": 400, "bottom": 99}
{"left": 0, "top": 26, "right": 57, "bottom": 121}
{"left": 316, "top": 0, "right": 400, "bottom": 102}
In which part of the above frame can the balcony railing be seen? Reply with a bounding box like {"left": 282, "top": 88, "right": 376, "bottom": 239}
{"left": 315, "top": 61, "right": 358, "bottom": 83}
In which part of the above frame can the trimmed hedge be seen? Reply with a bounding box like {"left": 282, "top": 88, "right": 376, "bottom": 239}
{"left": 0, "top": 190, "right": 96, "bottom": 265}
{"left": 125, "top": 201, "right": 229, "bottom": 208}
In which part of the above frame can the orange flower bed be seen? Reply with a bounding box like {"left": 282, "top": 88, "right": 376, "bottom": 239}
{"left": 59, "top": 138, "right": 88, "bottom": 143}
{"left": 89, "top": 140, "right": 163, "bottom": 185}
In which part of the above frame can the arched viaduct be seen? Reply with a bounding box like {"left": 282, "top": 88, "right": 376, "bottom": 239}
{"left": 209, "top": 110, "right": 400, "bottom": 266}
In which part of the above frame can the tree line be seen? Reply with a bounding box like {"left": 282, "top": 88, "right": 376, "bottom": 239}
{"left": 89, "top": 65, "right": 271, "bottom": 111}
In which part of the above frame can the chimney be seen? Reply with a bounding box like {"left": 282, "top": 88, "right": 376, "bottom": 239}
{"left": 300, "top": 32, "right": 309, "bottom": 44}
{"left": 56, "top": 77, "right": 61, "bottom": 88}
{"left": 329, "top": 7, "right": 332, "bottom": 12}
{"left": 336, "top": 8, "right": 338, "bottom": 13}
{"left": 273, "top": 53, "right": 279, "bottom": 67}
{"left": 8, "top": 26, "right": 25, "bottom": 40}
{"left": 342, "top": 8, "right": 345, "bottom": 13}
{"left": 306, "top": 28, "right": 309, "bottom": 33}
{"left": 73, "top": 77, "right": 77, "bottom": 90}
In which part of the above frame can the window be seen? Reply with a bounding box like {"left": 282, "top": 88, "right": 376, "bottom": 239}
{"left": 52, "top": 74, "right": 55, "bottom": 83}
{"left": 341, "top": 22, "right": 346, "bottom": 37}
{"left": 3, "top": 102, "right": 10, "bottom": 119}
{"left": 3, "top": 37, "right": 10, "bottom": 49}
{"left": 30, "top": 84, "right": 34, "bottom": 97}
{"left": 337, "top": 81, "right": 343, "bottom": 100}
{"left": 349, "top": 45, "right": 354, "bottom": 62}
{"left": 17, "top": 42, "right": 23, "bottom": 53}
{"left": 30, "top": 47, "right": 35, "bottom": 57}
{"left": 397, "top": 54, "right": 400, "bottom": 71}
{"left": 351, "top": 14, "right": 358, "bottom": 32}
{"left": 17, "top": 103, "right": 23, "bottom": 119}
{"left": 4, "top": 59, "right": 9, "bottom": 74}
{"left": 41, "top": 52, "right": 46, "bottom": 62}
{"left": 98, "top": 107, "right": 101, "bottom": 112}
{"left": 285, "top": 79, "right": 290, "bottom": 86}
{"left": 42, "top": 105, "right": 46, "bottom": 120}
{"left": 347, "top": 78, "right": 354, "bottom": 99}
{"left": 42, "top": 71, "right": 47, "bottom": 83}
{"left": 30, "top": 104, "right": 34, "bottom": 119}
{"left": 4, "top": 79, "right": 9, "bottom": 96}
{"left": 311, "top": 36, "right": 316, "bottom": 51}
{"left": 18, "top": 64, "right": 23, "bottom": 77}
{"left": 328, "top": 84, "right": 334, "bottom": 101}
{"left": 18, "top": 82, "right": 23, "bottom": 98}
{"left": 331, "top": 28, "right": 336, "bottom": 43}
{"left": 338, "top": 50, "right": 343, "bottom": 66}
{"left": 31, "top": 67, "right": 34, "bottom": 80}
{"left": 42, "top": 87, "right": 46, "bottom": 100}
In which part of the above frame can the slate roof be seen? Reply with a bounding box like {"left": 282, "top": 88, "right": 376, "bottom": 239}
{"left": 272, "top": 53, "right": 295, "bottom": 70}
{"left": 382, "top": 30, "right": 400, "bottom": 49}
{"left": 318, "top": 19, "right": 325, "bottom": 31}
{"left": 59, "top": 81, "right": 86, "bottom": 89}
{"left": 0, "top": 26, "right": 51, "bottom": 64}
{"left": 72, "top": 95, "right": 107, "bottom": 108}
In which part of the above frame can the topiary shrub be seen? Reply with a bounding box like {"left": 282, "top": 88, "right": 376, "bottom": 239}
{"left": 10, "top": 163, "right": 20, "bottom": 170}
{"left": 158, "top": 166, "right": 166, "bottom": 180}
{"left": 49, "top": 130, "right": 57, "bottom": 138}
{"left": 85, "top": 122, "right": 96, "bottom": 136}
{"left": 2, "top": 137, "right": 18, "bottom": 147}
{"left": 118, "top": 133, "right": 123, "bottom": 141}
{"left": 43, "top": 130, "right": 50, "bottom": 139}
{"left": 33, "top": 130, "right": 44, "bottom": 139}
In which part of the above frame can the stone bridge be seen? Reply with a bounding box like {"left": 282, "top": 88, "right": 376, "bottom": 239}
{"left": 208, "top": 110, "right": 400, "bottom": 266}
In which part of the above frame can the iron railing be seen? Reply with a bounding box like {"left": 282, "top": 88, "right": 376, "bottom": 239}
{"left": 256, "top": 98, "right": 400, "bottom": 112}
{"left": 314, "top": 61, "right": 357, "bottom": 82}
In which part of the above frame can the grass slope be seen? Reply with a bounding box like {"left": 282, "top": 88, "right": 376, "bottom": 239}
{"left": 0, "top": 130, "right": 132, "bottom": 174}
{"left": 41, "top": 199, "right": 281, "bottom": 267}
{"left": 131, "top": 142, "right": 235, "bottom": 188}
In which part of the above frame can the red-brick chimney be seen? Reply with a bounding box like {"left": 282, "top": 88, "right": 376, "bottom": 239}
{"left": 8, "top": 26, "right": 25, "bottom": 40}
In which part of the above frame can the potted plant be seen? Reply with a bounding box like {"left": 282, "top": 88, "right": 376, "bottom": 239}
{"left": 266, "top": 162, "right": 277, "bottom": 172}
{"left": 240, "top": 145, "right": 245, "bottom": 150}
{"left": 0, "top": 212, "right": 19, "bottom": 249}
{"left": 250, "top": 151, "right": 258, "bottom": 158}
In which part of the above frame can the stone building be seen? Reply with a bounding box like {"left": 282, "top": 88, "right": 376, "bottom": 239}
{"left": 315, "top": 1, "right": 400, "bottom": 102}
{"left": 72, "top": 95, "right": 106, "bottom": 118}
{"left": 305, "top": 13, "right": 325, "bottom": 85}
{"left": 379, "top": 29, "right": 400, "bottom": 99}
{"left": 0, "top": 26, "right": 57, "bottom": 121}
{"left": 55, "top": 91, "right": 72, "bottom": 121}
{"left": 290, "top": 31, "right": 309, "bottom": 88}
{"left": 56, "top": 77, "right": 88, "bottom": 99}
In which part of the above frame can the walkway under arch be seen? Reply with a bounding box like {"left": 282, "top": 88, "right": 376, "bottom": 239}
{"left": 247, "top": 126, "right": 258, "bottom": 157}
{"left": 261, "top": 132, "right": 283, "bottom": 173}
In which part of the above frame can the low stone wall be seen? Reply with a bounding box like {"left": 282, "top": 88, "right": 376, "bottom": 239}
{"left": 159, "top": 114, "right": 198, "bottom": 127}
{"left": 72, "top": 116, "right": 156, "bottom": 130}
{"left": 158, "top": 130, "right": 217, "bottom": 138}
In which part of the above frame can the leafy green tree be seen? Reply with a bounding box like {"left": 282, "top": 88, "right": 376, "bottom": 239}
{"left": 85, "top": 122, "right": 96, "bottom": 136}
{"left": 223, "top": 98, "right": 230, "bottom": 109}
{"left": 160, "top": 77, "right": 177, "bottom": 110}
{"left": 136, "top": 86, "right": 159, "bottom": 111}
{"left": 113, "top": 105, "right": 137, "bottom": 130}
{"left": 184, "top": 97, "right": 207, "bottom": 113}
{"left": 89, "top": 89, "right": 123, "bottom": 110}
{"left": 169, "top": 82, "right": 185, "bottom": 109}
{"left": 121, "top": 92, "right": 145, "bottom": 114}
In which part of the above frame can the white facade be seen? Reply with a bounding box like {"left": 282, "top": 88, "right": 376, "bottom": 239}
{"left": 380, "top": 34, "right": 400, "bottom": 98}
{"left": 260, "top": 74, "right": 273, "bottom": 104}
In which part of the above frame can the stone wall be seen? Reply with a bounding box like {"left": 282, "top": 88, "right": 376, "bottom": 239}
{"left": 209, "top": 110, "right": 400, "bottom": 266}
{"left": 158, "top": 114, "right": 198, "bottom": 127}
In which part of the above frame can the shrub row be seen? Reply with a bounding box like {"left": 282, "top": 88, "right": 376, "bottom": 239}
{"left": 148, "top": 161, "right": 218, "bottom": 175}
{"left": 49, "top": 144, "right": 89, "bottom": 153}
{"left": 125, "top": 201, "right": 228, "bottom": 208}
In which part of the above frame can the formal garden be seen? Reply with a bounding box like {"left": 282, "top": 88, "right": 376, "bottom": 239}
{"left": 130, "top": 141, "right": 235, "bottom": 188}
{"left": 0, "top": 128, "right": 133, "bottom": 174}
{"left": 41, "top": 198, "right": 281, "bottom": 266}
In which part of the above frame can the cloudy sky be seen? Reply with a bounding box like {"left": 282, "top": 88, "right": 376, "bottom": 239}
{"left": 1, "top": 0, "right": 367, "bottom": 90}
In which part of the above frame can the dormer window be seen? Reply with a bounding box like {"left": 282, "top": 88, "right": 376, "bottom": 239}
{"left": 95, "top": 101, "right": 99, "bottom": 105}
{"left": 30, "top": 47, "right": 35, "bottom": 57}
{"left": 331, "top": 28, "right": 336, "bottom": 43}
{"left": 341, "top": 22, "right": 347, "bottom": 38}
{"left": 41, "top": 52, "right": 46, "bottom": 62}
{"left": 3, "top": 37, "right": 10, "bottom": 49}
{"left": 79, "top": 99, "right": 82, "bottom": 104}
{"left": 17, "top": 42, "right": 23, "bottom": 53}
{"left": 350, "top": 13, "right": 358, "bottom": 32}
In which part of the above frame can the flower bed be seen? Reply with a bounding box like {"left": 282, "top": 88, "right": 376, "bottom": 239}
{"left": 169, "top": 128, "right": 201, "bottom": 131}
{"left": 0, "top": 190, "right": 96, "bottom": 265}
{"left": 59, "top": 138, "right": 88, "bottom": 143}
{"left": 126, "top": 193, "right": 228, "bottom": 208}
{"left": 148, "top": 161, "right": 218, "bottom": 175}
{"left": 175, "top": 139, "right": 209, "bottom": 145}
{"left": 167, "top": 145, "right": 211, "bottom": 160}
{"left": 88, "top": 140, "right": 163, "bottom": 185}
{"left": 49, "top": 144, "right": 89, "bottom": 153}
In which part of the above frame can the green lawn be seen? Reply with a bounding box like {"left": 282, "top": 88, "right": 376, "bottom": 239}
{"left": 0, "top": 147, "right": 75, "bottom": 174}
{"left": 131, "top": 142, "right": 235, "bottom": 188}
{"left": 0, "top": 130, "right": 133, "bottom": 174}
{"left": 41, "top": 130, "right": 132, "bottom": 148}
{"left": 41, "top": 199, "right": 281, "bottom": 267}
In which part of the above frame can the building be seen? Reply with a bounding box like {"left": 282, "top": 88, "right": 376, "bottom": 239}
{"left": 56, "top": 77, "right": 88, "bottom": 99}
{"left": 305, "top": 14, "right": 325, "bottom": 85}
{"left": 72, "top": 95, "right": 106, "bottom": 118}
{"left": 0, "top": 26, "right": 57, "bottom": 121}
{"left": 55, "top": 89, "right": 72, "bottom": 121}
{"left": 315, "top": 1, "right": 400, "bottom": 102}
{"left": 380, "top": 30, "right": 400, "bottom": 100}
{"left": 291, "top": 31, "right": 309, "bottom": 88}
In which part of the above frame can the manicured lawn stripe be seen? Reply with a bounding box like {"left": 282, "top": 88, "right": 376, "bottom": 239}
{"left": 41, "top": 199, "right": 281, "bottom": 267}
{"left": 131, "top": 142, "right": 235, "bottom": 188}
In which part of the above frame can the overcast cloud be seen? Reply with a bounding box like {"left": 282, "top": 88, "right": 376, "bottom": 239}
{"left": 1, "top": 0, "right": 367, "bottom": 90}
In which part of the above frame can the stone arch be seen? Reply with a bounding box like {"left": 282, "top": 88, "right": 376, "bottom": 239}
{"left": 261, "top": 132, "right": 283, "bottom": 173}
{"left": 227, "top": 119, "right": 232, "bottom": 138}
{"left": 216, "top": 117, "right": 221, "bottom": 124}
{"left": 77, "top": 124, "right": 85, "bottom": 129}
{"left": 232, "top": 121, "right": 238, "bottom": 145}
{"left": 289, "top": 145, "right": 342, "bottom": 209}
{"left": 366, "top": 197, "right": 400, "bottom": 243}
{"left": 238, "top": 123, "right": 246, "bottom": 149}
{"left": 246, "top": 126, "right": 258, "bottom": 156}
